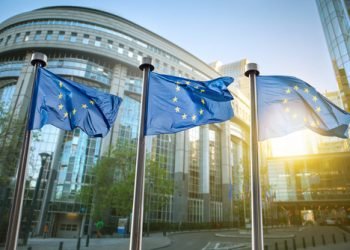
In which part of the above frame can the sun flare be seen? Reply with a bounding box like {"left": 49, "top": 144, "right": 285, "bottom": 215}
{"left": 269, "top": 130, "right": 319, "bottom": 157}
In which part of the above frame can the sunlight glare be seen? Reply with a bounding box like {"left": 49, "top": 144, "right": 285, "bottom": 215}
{"left": 269, "top": 130, "right": 319, "bottom": 157}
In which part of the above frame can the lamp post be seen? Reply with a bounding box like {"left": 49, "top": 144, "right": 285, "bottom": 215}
{"left": 23, "top": 152, "right": 51, "bottom": 244}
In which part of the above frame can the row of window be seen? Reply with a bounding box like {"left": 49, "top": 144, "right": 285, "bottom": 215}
{"left": 0, "top": 30, "right": 206, "bottom": 81}
{"left": 0, "top": 18, "right": 211, "bottom": 80}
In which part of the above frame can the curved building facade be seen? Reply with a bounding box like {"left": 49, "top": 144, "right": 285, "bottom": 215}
{"left": 0, "top": 6, "right": 250, "bottom": 239}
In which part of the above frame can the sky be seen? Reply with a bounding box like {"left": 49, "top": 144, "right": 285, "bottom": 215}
{"left": 0, "top": 0, "right": 338, "bottom": 92}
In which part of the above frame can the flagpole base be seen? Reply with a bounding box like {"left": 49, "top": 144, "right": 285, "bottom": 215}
{"left": 31, "top": 52, "right": 47, "bottom": 67}
{"left": 244, "top": 63, "right": 259, "bottom": 77}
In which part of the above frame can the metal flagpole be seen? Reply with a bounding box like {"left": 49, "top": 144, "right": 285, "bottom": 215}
{"left": 244, "top": 63, "right": 264, "bottom": 250}
{"left": 5, "top": 52, "right": 47, "bottom": 250}
{"left": 129, "top": 57, "right": 154, "bottom": 250}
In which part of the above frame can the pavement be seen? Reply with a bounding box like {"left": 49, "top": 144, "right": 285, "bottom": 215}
{"left": 1, "top": 226, "right": 350, "bottom": 250}
{"left": 0, "top": 233, "right": 171, "bottom": 250}
{"left": 302, "top": 243, "right": 350, "bottom": 250}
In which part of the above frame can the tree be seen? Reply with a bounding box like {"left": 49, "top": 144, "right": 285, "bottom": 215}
{"left": 78, "top": 141, "right": 174, "bottom": 227}
{"left": 0, "top": 102, "right": 25, "bottom": 242}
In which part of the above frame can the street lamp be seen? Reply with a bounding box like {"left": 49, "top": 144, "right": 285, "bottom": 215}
{"left": 24, "top": 152, "right": 51, "bottom": 244}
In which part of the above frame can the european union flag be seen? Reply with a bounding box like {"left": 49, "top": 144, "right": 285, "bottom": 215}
{"left": 257, "top": 75, "right": 350, "bottom": 140}
{"left": 29, "top": 68, "right": 122, "bottom": 137}
{"left": 145, "top": 72, "right": 234, "bottom": 135}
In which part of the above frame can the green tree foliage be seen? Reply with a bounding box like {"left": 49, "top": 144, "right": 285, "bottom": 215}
{"left": 78, "top": 141, "right": 174, "bottom": 221}
{"left": 0, "top": 104, "right": 25, "bottom": 187}
{"left": 0, "top": 102, "right": 25, "bottom": 242}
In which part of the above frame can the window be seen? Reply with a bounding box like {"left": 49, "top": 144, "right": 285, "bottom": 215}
{"left": 45, "top": 30, "right": 53, "bottom": 40}
{"left": 95, "top": 37, "right": 101, "bottom": 47}
{"left": 5, "top": 35, "right": 11, "bottom": 45}
{"left": 137, "top": 52, "right": 142, "bottom": 63}
{"left": 24, "top": 32, "right": 30, "bottom": 42}
{"left": 128, "top": 48, "right": 134, "bottom": 58}
{"left": 155, "top": 59, "right": 160, "bottom": 69}
{"left": 82, "top": 34, "right": 89, "bottom": 44}
{"left": 70, "top": 32, "right": 77, "bottom": 42}
{"left": 14, "top": 33, "right": 21, "bottom": 43}
{"left": 0, "top": 38, "right": 3, "bottom": 45}
{"left": 118, "top": 44, "right": 124, "bottom": 54}
{"left": 58, "top": 31, "right": 65, "bottom": 41}
{"left": 34, "top": 31, "right": 41, "bottom": 41}
{"left": 107, "top": 40, "right": 113, "bottom": 49}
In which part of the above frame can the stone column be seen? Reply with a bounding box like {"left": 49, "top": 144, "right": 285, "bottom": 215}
{"left": 100, "top": 63, "right": 128, "bottom": 155}
{"left": 10, "top": 53, "right": 36, "bottom": 120}
{"left": 200, "top": 125, "right": 210, "bottom": 222}
{"left": 172, "top": 131, "right": 189, "bottom": 223}
{"left": 221, "top": 121, "right": 233, "bottom": 223}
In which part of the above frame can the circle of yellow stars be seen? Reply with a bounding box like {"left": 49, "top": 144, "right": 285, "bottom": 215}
{"left": 56, "top": 81, "right": 95, "bottom": 120}
{"left": 283, "top": 85, "right": 321, "bottom": 128}
{"left": 172, "top": 80, "right": 206, "bottom": 121}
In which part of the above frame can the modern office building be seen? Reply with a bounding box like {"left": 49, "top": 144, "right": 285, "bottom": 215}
{"left": 266, "top": 152, "right": 350, "bottom": 225}
{"left": 0, "top": 6, "right": 250, "bottom": 239}
{"left": 316, "top": 0, "right": 350, "bottom": 111}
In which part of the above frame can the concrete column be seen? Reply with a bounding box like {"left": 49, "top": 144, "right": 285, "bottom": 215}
{"left": 100, "top": 63, "right": 128, "bottom": 155}
{"left": 172, "top": 131, "right": 189, "bottom": 223}
{"left": 200, "top": 125, "right": 210, "bottom": 222}
{"left": 10, "top": 53, "right": 35, "bottom": 121}
{"left": 221, "top": 121, "right": 233, "bottom": 223}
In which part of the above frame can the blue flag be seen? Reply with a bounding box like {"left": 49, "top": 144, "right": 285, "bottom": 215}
{"left": 29, "top": 68, "right": 122, "bottom": 137}
{"left": 257, "top": 75, "right": 350, "bottom": 140}
{"left": 145, "top": 72, "right": 234, "bottom": 135}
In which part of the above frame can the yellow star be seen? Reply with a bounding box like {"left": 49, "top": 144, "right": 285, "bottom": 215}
{"left": 201, "top": 99, "right": 205, "bottom": 105}
{"left": 176, "top": 81, "right": 181, "bottom": 85}
{"left": 72, "top": 108, "right": 77, "bottom": 115}
{"left": 172, "top": 97, "right": 178, "bottom": 102}
{"left": 199, "top": 109, "right": 204, "bottom": 115}
{"left": 316, "top": 106, "right": 321, "bottom": 112}
{"left": 284, "top": 107, "right": 290, "bottom": 113}
{"left": 194, "top": 86, "right": 199, "bottom": 89}
{"left": 58, "top": 104, "right": 63, "bottom": 110}
{"left": 185, "top": 81, "right": 191, "bottom": 85}
{"left": 59, "top": 81, "right": 63, "bottom": 88}
{"left": 191, "top": 115, "right": 197, "bottom": 121}
{"left": 310, "top": 121, "right": 316, "bottom": 127}
{"left": 89, "top": 100, "right": 94, "bottom": 105}
{"left": 64, "top": 112, "right": 68, "bottom": 118}
{"left": 176, "top": 86, "right": 180, "bottom": 92}
{"left": 283, "top": 98, "right": 288, "bottom": 104}
{"left": 82, "top": 104, "right": 88, "bottom": 109}
{"left": 58, "top": 93, "right": 63, "bottom": 99}
{"left": 303, "top": 117, "right": 308, "bottom": 123}
{"left": 175, "top": 106, "right": 180, "bottom": 113}
{"left": 304, "top": 88, "right": 309, "bottom": 93}
{"left": 286, "top": 88, "right": 291, "bottom": 94}
{"left": 200, "top": 89, "right": 205, "bottom": 93}
{"left": 312, "top": 96, "right": 318, "bottom": 102}
{"left": 294, "top": 85, "right": 299, "bottom": 91}
{"left": 182, "top": 113, "right": 187, "bottom": 119}
{"left": 292, "top": 113, "right": 298, "bottom": 119}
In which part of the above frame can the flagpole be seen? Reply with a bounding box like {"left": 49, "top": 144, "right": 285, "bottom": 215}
{"left": 244, "top": 63, "right": 264, "bottom": 250}
{"left": 5, "top": 52, "right": 47, "bottom": 250}
{"left": 129, "top": 57, "right": 154, "bottom": 250}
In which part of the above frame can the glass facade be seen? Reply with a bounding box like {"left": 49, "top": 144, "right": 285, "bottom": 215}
{"left": 0, "top": 84, "right": 16, "bottom": 111}
{"left": 0, "top": 18, "right": 211, "bottom": 80}
{"left": 0, "top": 6, "right": 251, "bottom": 246}
{"left": 316, "top": 0, "right": 350, "bottom": 111}
{"left": 267, "top": 153, "right": 350, "bottom": 225}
